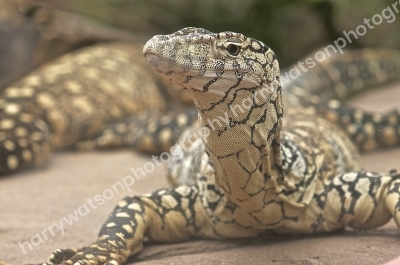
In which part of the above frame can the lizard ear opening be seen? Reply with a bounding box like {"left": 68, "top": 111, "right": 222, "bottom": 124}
{"left": 174, "top": 42, "right": 184, "bottom": 50}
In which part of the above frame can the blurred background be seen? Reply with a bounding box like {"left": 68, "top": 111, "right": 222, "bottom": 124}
{"left": 1, "top": 0, "right": 399, "bottom": 89}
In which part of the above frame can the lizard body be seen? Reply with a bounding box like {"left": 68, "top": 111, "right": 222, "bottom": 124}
{"left": 37, "top": 27, "right": 400, "bottom": 265}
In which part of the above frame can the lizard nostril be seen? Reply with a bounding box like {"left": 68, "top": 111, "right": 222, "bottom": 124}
{"left": 174, "top": 42, "right": 183, "bottom": 50}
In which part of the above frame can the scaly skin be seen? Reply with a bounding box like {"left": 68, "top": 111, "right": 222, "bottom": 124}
{"left": 39, "top": 27, "right": 400, "bottom": 265}
{"left": 282, "top": 48, "right": 400, "bottom": 151}
{"left": 0, "top": 42, "right": 173, "bottom": 174}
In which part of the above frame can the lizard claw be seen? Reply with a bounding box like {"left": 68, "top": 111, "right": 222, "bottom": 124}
{"left": 41, "top": 242, "right": 124, "bottom": 265}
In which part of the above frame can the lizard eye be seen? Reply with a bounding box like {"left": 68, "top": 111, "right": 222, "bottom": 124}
{"left": 227, "top": 44, "right": 241, "bottom": 56}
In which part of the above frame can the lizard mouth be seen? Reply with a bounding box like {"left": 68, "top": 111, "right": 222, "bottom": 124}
{"left": 143, "top": 52, "right": 201, "bottom": 88}
{"left": 144, "top": 52, "right": 204, "bottom": 72}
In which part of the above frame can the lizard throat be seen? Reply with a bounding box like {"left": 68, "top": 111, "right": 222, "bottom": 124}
{"left": 194, "top": 83, "right": 285, "bottom": 209}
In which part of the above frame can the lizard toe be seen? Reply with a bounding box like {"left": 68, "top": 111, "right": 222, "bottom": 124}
{"left": 50, "top": 248, "right": 79, "bottom": 263}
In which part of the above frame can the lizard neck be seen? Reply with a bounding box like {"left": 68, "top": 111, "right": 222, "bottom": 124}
{"left": 194, "top": 82, "right": 284, "bottom": 206}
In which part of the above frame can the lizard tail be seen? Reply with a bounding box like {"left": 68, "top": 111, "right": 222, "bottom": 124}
{"left": 283, "top": 48, "right": 400, "bottom": 152}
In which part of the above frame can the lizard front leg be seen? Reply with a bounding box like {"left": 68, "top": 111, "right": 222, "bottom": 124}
{"left": 276, "top": 170, "right": 399, "bottom": 234}
{"left": 43, "top": 185, "right": 211, "bottom": 265}
{"left": 324, "top": 171, "right": 395, "bottom": 230}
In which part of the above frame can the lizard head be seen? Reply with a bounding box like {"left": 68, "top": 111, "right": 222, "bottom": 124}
{"left": 143, "top": 27, "right": 281, "bottom": 110}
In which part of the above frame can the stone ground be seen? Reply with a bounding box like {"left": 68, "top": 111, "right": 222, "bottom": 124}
{"left": 1, "top": 82, "right": 400, "bottom": 265}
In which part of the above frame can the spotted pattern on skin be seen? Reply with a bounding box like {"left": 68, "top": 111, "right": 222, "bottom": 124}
{"left": 75, "top": 108, "right": 198, "bottom": 154}
{"left": 0, "top": 43, "right": 169, "bottom": 175}
{"left": 283, "top": 48, "right": 400, "bottom": 151}
{"left": 40, "top": 27, "right": 400, "bottom": 265}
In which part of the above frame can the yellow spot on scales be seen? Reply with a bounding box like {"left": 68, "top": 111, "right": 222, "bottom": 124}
{"left": 106, "top": 222, "right": 117, "bottom": 227}
{"left": 122, "top": 224, "right": 133, "bottom": 234}
{"left": 19, "top": 113, "right": 34, "bottom": 123}
{"left": 7, "top": 155, "right": 18, "bottom": 170}
{"left": 159, "top": 128, "right": 172, "bottom": 148}
{"left": 72, "top": 97, "right": 93, "bottom": 114}
{"left": 3, "top": 140, "right": 15, "bottom": 151}
{"left": 22, "top": 149, "right": 32, "bottom": 162}
{"left": 0, "top": 119, "right": 15, "bottom": 130}
{"left": 115, "top": 212, "right": 130, "bottom": 218}
{"left": 36, "top": 93, "right": 56, "bottom": 109}
{"left": 24, "top": 75, "right": 42, "bottom": 86}
{"left": 64, "top": 80, "right": 82, "bottom": 94}
{"left": 30, "top": 132, "right": 44, "bottom": 142}
{"left": 176, "top": 113, "right": 189, "bottom": 126}
{"left": 4, "top": 103, "right": 21, "bottom": 115}
{"left": 83, "top": 67, "right": 100, "bottom": 79}
{"left": 127, "top": 203, "right": 141, "bottom": 211}
{"left": 18, "top": 138, "right": 28, "bottom": 148}
{"left": 14, "top": 127, "right": 28, "bottom": 137}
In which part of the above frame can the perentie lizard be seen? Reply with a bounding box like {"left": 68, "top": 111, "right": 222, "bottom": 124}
{"left": 38, "top": 27, "right": 400, "bottom": 265}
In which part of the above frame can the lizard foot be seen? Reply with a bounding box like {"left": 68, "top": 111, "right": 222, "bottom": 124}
{"left": 41, "top": 242, "right": 125, "bottom": 265}
{"left": 49, "top": 248, "right": 80, "bottom": 263}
